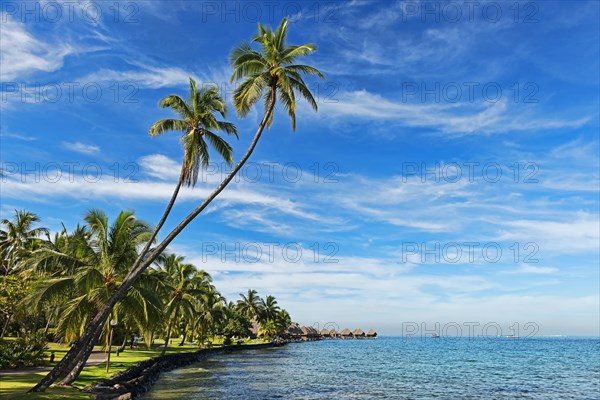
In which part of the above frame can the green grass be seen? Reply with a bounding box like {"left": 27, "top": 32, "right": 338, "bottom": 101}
{"left": 0, "top": 338, "right": 269, "bottom": 399}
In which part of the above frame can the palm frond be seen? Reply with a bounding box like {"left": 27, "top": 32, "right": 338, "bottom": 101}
{"left": 149, "top": 119, "right": 188, "bottom": 137}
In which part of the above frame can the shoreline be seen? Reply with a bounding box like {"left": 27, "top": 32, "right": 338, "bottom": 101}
{"left": 84, "top": 342, "right": 278, "bottom": 400}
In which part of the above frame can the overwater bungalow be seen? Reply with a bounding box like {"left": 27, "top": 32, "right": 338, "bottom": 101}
{"left": 329, "top": 329, "right": 339, "bottom": 338}
{"left": 320, "top": 328, "right": 330, "bottom": 337}
{"left": 366, "top": 329, "right": 378, "bottom": 338}
{"left": 352, "top": 329, "right": 366, "bottom": 338}
{"left": 286, "top": 323, "right": 303, "bottom": 340}
{"left": 300, "top": 326, "right": 320, "bottom": 340}
{"left": 340, "top": 328, "right": 353, "bottom": 339}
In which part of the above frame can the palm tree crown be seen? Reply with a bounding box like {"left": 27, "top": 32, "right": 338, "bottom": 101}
{"left": 0, "top": 210, "right": 48, "bottom": 275}
{"left": 230, "top": 17, "right": 324, "bottom": 130}
{"left": 149, "top": 77, "right": 238, "bottom": 187}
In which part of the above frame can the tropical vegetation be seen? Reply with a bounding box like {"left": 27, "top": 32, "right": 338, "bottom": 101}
{"left": 0, "top": 209, "right": 293, "bottom": 366}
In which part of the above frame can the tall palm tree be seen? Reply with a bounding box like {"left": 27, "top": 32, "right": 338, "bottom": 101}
{"left": 30, "top": 18, "right": 323, "bottom": 392}
{"left": 158, "top": 254, "right": 212, "bottom": 355}
{"left": 0, "top": 210, "right": 48, "bottom": 275}
{"left": 133, "top": 78, "right": 238, "bottom": 277}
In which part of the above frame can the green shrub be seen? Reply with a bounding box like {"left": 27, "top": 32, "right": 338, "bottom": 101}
{"left": 223, "top": 336, "right": 233, "bottom": 346}
{"left": 0, "top": 333, "right": 49, "bottom": 368}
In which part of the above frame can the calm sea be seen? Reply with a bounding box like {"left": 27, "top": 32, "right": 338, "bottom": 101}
{"left": 143, "top": 337, "right": 600, "bottom": 399}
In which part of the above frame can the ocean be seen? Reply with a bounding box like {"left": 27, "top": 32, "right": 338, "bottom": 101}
{"left": 143, "top": 337, "right": 600, "bottom": 399}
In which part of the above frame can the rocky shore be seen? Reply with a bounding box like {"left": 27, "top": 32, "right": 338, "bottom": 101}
{"left": 84, "top": 342, "right": 277, "bottom": 400}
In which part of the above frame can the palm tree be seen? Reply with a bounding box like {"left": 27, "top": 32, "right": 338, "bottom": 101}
{"left": 30, "top": 18, "right": 323, "bottom": 392}
{"left": 259, "top": 295, "right": 280, "bottom": 323}
{"left": 158, "top": 254, "right": 212, "bottom": 355}
{"left": 275, "top": 309, "right": 291, "bottom": 336}
{"left": 25, "top": 210, "right": 162, "bottom": 385}
{"left": 230, "top": 17, "right": 324, "bottom": 130}
{"left": 195, "top": 287, "right": 225, "bottom": 346}
{"left": 236, "top": 289, "right": 262, "bottom": 321}
{"left": 0, "top": 210, "right": 48, "bottom": 275}
{"left": 132, "top": 78, "right": 238, "bottom": 278}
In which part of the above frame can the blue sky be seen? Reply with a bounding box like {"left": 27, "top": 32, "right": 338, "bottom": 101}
{"left": 1, "top": 0, "right": 599, "bottom": 336}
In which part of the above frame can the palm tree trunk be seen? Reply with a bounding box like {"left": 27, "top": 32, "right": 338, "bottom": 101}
{"left": 119, "top": 329, "right": 128, "bottom": 352}
{"left": 44, "top": 318, "right": 51, "bottom": 334}
{"left": 30, "top": 92, "right": 276, "bottom": 392}
{"left": 1, "top": 314, "right": 11, "bottom": 338}
{"left": 57, "top": 327, "right": 103, "bottom": 387}
{"left": 179, "top": 324, "right": 187, "bottom": 346}
{"left": 128, "top": 166, "right": 186, "bottom": 278}
{"left": 161, "top": 314, "right": 177, "bottom": 357}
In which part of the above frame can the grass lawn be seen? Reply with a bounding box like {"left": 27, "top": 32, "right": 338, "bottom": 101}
{"left": 1, "top": 338, "right": 268, "bottom": 399}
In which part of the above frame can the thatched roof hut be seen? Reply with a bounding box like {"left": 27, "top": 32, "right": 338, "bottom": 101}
{"left": 320, "top": 328, "right": 329, "bottom": 336}
{"left": 353, "top": 329, "right": 366, "bottom": 337}
{"left": 301, "top": 326, "right": 319, "bottom": 337}
{"left": 286, "top": 323, "right": 303, "bottom": 338}
{"left": 340, "top": 328, "right": 353, "bottom": 337}
{"left": 329, "top": 329, "right": 338, "bottom": 338}
{"left": 366, "top": 329, "right": 377, "bottom": 337}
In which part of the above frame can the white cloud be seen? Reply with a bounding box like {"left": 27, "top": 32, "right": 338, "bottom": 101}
{"left": 62, "top": 141, "right": 101, "bottom": 155}
{"left": 309, "top": 90, "right": 591, "bottom": 136}
{"left": 0, "top": 15, "right": 75, "bottom": 80}
{"left": 495, "top": 214, "right": 600, "bottom": 253}
{"left": 500, "top": 264, "right": 560, "bottom": 275}
{"left": 0, "top": 130, "right": 36, "bottom": 141}
{"left": 81, "top": 66, "right": 191, "bottom": 89}
{"left": 139, "top": 154, "right": 181, "bottom": 180}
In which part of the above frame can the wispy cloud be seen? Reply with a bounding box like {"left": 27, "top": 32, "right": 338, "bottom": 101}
{"left": 80, "top": 65, "right": 190, "bottom": 89}
{"left": 0, "top": 130, "right": 36, "bottom": 141}
{"left": 0, "top": 15, "right": 75, "bottom": 80}
{"left": 139, "top": 154, "right": 181, "bottom": 180}
{"left": 500, "top": 264, "right": 560, "bottom": 275}
{"left": 62, "top": 141, "right": 101, "bottom": 155}
{"left": 308, "top": 90, "right": 591, "bottom": 136}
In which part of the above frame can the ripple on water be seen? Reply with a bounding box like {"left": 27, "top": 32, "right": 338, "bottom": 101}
{"left": 143, "top": 338, "right": 600, "bottom": 400}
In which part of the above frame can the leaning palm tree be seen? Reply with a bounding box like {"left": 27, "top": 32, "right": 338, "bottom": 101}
{"left": 0, "top": 210, "right": 48, "bottom": 275}
{"left": 30, "top": 18, "right": 323, "bottom": 391}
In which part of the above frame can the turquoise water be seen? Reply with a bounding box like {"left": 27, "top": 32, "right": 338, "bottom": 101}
{"left": 144, "top": 337, "right": 600, "bottom": 399}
